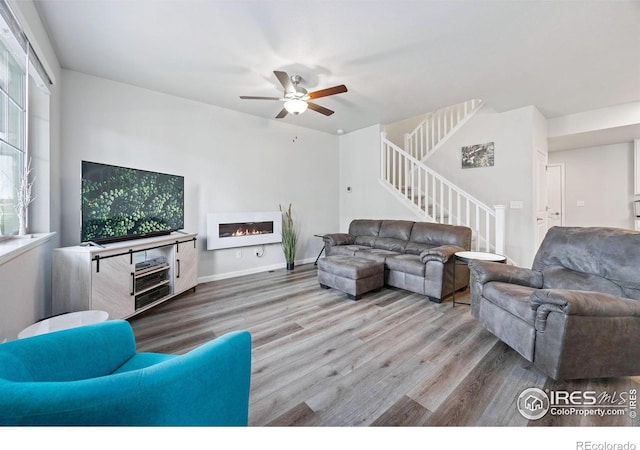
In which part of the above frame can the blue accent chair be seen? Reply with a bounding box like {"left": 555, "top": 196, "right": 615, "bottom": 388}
{"left": 0, "top": 320, "right": 252, "bottom": 426}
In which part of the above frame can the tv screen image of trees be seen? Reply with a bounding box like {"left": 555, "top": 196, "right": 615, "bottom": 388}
{"left": 81, "top": 162, "right": 184, "bottom": 243}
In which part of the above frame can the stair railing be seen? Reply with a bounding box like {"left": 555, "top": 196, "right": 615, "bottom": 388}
{"left": 381, "top": 133, "right": 505, "bottom": 255}
{"left": 404, "top": 99, "right": 483, "bottom": 162}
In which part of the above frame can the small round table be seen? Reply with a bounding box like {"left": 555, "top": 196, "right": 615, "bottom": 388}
{"left": 452, "top": 251, "right": 506, "bottom": 307}
{"left": 18, "top": 310, "right": 109, "bottom": 339}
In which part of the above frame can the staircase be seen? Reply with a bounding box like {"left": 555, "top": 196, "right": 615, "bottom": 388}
{"left": 380, "top": 100, "right": 506, "bottom": 255}
{"left": 405, "top": 99, "right": 483, "bottom": 162}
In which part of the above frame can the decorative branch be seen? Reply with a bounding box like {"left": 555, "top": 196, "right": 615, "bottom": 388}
{"left": 15, "top": 158, "right": 35, "bottom": 235}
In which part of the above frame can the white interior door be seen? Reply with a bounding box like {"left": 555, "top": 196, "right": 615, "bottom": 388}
{"left": 547, "top": 164, "right": 565, "bottom": 228}
{"left": 535, "top": 150, "right": 549, "bottom": 249}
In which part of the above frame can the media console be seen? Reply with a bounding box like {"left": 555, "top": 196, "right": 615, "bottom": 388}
{"left": 52, "top": 232, "right": 198, "bottom": 320}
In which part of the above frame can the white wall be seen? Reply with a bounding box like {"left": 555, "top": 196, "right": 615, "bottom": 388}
{"left": 0, "top": 237, "right": 55, "bottom": 341}
{"left": 382, "top": 112, "right": 430, "bottom": 147}
{"left": 338, "top": 124, "right": 418, "bottom": 232}
{"left": 418, "top": 106, "right": 544, "bottom": 266}
{"left": 549, "top": 142, "right": 635, "bottom": 229}
{"left": 548, "top": 101, "right": 640, "bottom": 138}
{"left": 61, "top": 70, "right": 340, "bottom": 281}
{"left": 337, "top": 107, "right": 547, "bottom": 267}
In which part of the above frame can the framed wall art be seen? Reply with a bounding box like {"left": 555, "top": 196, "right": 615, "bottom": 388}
{"left": 462, "top": 142, "right": 494, "bottom": 169}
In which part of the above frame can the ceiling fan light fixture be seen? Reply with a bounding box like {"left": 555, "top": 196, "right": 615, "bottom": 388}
{"left": 284, "top": 98, "right": 308, "bottom": 115}
{"left": 240, "top": 71, "right": 347, "bottom": 119}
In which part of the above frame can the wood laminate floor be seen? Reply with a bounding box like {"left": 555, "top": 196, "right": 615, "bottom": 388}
{"left": 128, "top": 263, "right": 640, "bottom": 427}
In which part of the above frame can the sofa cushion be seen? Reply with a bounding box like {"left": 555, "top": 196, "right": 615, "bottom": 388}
{"left": 355, "top": 248, "right": 399, "bottom": 264}
{"left": 379, "top": 220, "right": 414, "bottom": 240}
{"left": 354, "top": 235, "right": 378, "bottom": 247}
{"left": 330, "top": 245, "right": 371, "bottom": 257}
{"left": 385, "top": 254, "right": 425, "bottom": 277}
{"left": 348, "top": 220, "right": 382, "bottom": 237}
{"left": 483, "top": 281, "right": 537, "bottom": 325}
{"left": 406, "top": 222, "right": 471, "bottom": 254}
{"left": 373, "top": 237, "right": 407, "bottom": 252}
{"left": 404, "top": 243, "right": 436, "bottom": 256}
{"left": 541, "top": 266, "right": 625, "bottom": 298}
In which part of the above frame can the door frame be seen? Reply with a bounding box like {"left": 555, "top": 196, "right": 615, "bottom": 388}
{"left": 534, "top": 149, "right": 549, "bottom": 249}
{"left": 547, "top": 163, "right": 566, "bottom": 227}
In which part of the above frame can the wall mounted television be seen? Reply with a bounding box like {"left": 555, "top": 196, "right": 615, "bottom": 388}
{"left": 81, "top": 161, "right": 185, "bottom": 244}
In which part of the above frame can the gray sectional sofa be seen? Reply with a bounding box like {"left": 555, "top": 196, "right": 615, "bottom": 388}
{"left": 322, "top": 219, "right": 472, "bottom": 302}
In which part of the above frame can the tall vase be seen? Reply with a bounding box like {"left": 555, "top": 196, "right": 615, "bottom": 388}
{"left": 17, "top": 210, "right": 27, "bottom": 236}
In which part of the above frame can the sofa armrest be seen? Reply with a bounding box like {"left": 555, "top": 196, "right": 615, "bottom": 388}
{"left": 419, "top": 245, "right": 465, "bottom": 263}
{"left": 468, "top": 260, "right": 543, "bottom": 288}
{"left": 322, "top": 233, "right": 355, "bottom": 247}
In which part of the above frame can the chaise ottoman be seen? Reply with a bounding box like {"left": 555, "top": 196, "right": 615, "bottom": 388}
{"left": 317, "top": 255, "right": 384, "bottom": 300}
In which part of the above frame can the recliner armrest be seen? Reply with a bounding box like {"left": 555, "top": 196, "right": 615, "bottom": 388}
{"left": 322, "top": 233, "right": 355, "bottom": 246}
{"left": 419, "top": 245, "right": 465, "bottom": 263}
{"left": 469, "top": 260, "right": 543, "bottom": 288}
{"left": 530, "top": 289, "right": 640, "bottom": 332}
{"left": 530, "top": 289, "right": 640, "bottom": 316}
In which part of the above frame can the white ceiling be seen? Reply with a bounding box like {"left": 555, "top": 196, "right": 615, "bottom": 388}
{"left": 33, "top": 0, "right": 640, "bottom": 135}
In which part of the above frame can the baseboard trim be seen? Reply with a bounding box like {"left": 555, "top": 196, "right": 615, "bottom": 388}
{"left": 198, "top": 257, "right": 317, "bottom": 283}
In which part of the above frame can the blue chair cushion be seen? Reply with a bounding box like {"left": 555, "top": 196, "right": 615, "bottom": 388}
{"left": 0, "top": 320, "right": 252, "bottom": 426}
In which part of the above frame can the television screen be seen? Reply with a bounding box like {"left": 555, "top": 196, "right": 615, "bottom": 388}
{"left": 81, "top": 161, "right": 185, "bottom": 244}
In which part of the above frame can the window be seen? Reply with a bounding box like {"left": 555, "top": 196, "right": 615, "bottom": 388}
{"left": 0, "top": 36, "right": 25, "bottom": 235}
{"left": 0, "top": 1, "right": 50, "bottom": 237}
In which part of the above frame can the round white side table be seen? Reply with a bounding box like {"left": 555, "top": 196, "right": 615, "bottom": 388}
{"left": 452, "top": 251, "right": 506, "bottom": 307}
{"left": 18, "top": 310, "right": 109, "bottom": 339}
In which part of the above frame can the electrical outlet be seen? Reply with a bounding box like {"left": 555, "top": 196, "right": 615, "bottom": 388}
{"left": 235, "top": 250, "right": 242, "bottom": 259}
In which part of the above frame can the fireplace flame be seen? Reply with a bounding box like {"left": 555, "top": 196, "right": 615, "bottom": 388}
{"left": 231, "top": 227, "right": 267, "bottom": 237}
{"left": 219, "top": 220, "right": 274, "bottom": 239}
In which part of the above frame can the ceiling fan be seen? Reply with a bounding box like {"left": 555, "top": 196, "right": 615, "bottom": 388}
{"left": 240, "top": 70, "right": 348, "bottom": 119}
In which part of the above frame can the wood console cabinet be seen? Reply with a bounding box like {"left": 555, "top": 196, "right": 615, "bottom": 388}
{"left": 53, "top": 233, "right": 198, "bottom": 319}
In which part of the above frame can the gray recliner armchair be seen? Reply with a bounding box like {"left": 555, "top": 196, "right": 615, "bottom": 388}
{"left": 469, "top": 226, "right": 640, "bottom": 380}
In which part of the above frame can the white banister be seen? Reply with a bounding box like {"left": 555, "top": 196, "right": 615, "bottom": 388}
{"left": 494, "top": 204, "right": 506, "bottom": 255}
{"left": 380, "top": 133, "right": 507, "bottom": 259}
{"left": 405, "top": 99, "right": 483, "bottom": 162}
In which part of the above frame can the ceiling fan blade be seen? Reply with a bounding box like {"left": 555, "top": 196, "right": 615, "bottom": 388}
{"left": 308, "top": 85, "right": 348, "bottom": 100}
{"left": 307, "top": 102, "right": 334, "bottom": 116}
{"left": 274, "top": 71, "right": 295, "bottom": 94}
{"left": 275, "top": 108, "right": 288, "bottom": 119}
{"left": 239, "top": 96, "right": 281, "bottom": 100}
